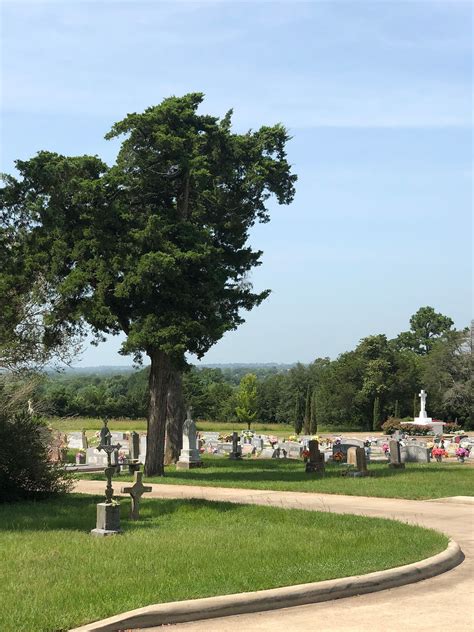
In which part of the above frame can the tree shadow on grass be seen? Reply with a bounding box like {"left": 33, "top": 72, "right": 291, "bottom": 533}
{"left": 0, "top": 494, "right": 240, "bottom": 533}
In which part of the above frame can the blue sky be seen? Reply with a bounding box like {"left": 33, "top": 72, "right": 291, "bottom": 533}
{"left": 1, "top": 1, "right": 472, "bottom": 365}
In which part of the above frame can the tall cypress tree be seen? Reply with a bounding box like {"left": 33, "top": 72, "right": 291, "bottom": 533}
{"left": 303, "top": 386, "right": 312, "bottom": 434}
{"left": 310, "top": 390, "right": 318, "bottom": 434}
{"left": 372, "top": 396, "right": 380, "bottom": 431}
{"left": 294, "top": 393, "right": 304, "bottom": 435}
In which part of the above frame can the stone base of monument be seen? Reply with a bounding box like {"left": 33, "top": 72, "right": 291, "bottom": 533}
{"left": 305, "top": 456, "right": 325, "bottom": 474}
{"left": 229, "top": 450, "right": 242, "bottom": 460}
{"left": 91, "top": 502, "right": 121, "bottom": 537}
{"left": 176, "top": 448, "right": 202, "bottom": 470}
{"left": 389, "top": 462, "right": 406, "bottom": 469}
{"left": 176, "top": 460, "right": 203, "bottom": 469}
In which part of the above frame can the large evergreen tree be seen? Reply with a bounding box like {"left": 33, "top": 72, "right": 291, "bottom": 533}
{"left": 1, "top": 94, "right": 296, "bottom": 475}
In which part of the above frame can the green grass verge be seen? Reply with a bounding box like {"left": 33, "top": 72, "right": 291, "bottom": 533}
{"left": 0, "top": 494, "right": 447, "bottom": 632}
{"left": 48, "top": 417, "right": 337, "bottom": 436}
{"left": 81, "top": 457, "right": 474, "bottom": 500}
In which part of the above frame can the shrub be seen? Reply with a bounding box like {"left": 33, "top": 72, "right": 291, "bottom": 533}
{"left": 400, "top": 423, "right": 433, "bottom": 436}
{"left": 0, "top": 411, "right": 72, "bottom": 502}
{"left": 381, "top": 418, "right": 402, "bottom": 435}
{"left": 442, "top": 422, "right": 461, "bottom": 434}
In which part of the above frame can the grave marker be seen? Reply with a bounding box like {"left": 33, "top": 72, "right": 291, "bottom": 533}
{"left": 121, "top": 471, "right": 152, "bottom": 520}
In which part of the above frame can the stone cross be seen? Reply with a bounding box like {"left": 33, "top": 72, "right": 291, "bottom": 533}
{"left": 97, "top": 442, "right": 122, "bottom": 503}
{"left": 121, "top": 471, "right": 152, "bottom": 520}
{"left": 419, "top": 389, "right": 427, "bottom": 418}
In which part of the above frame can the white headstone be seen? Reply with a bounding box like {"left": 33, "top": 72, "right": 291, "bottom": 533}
{"left": 176, "top": 410, "right": 202, "bottom": 469}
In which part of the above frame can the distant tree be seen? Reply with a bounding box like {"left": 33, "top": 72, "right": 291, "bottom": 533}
{"left": 421, "top": 327, "right": 472, "bottom": 427}
{"left": 235, "top": 373, "right": 258, "bottom": 430}
{"left": 293, "top": 392, "right": 304, "bottom": 435}
{"left": 303, "top": 386, "right": 312, "bottom": 434}
{"left": 310, "top": 390, "right": 318, "bottom": 434}
{"left": 396, "top": 307, "right": 454, "bottom": 355}
{"left": 1, "top": 93, "right": 296, "bottom": 475}
{"left": 372, "top": 396, "right": 380, "bottom": 431}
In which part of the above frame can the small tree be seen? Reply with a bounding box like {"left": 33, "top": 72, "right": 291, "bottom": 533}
{"left": 293, "top": 392, "right": 304, "bottom": 435}
{"left": 235, "top": 373, "right": 258, "bottom": 430}
{"left": 303, "top": 386, "right": 312, "bottom": 434}
{"left": 372, "top": 396, "right": 380, "bottom": 431}
{"left": 310, "top": 390, "right": 318, "bottom": 434}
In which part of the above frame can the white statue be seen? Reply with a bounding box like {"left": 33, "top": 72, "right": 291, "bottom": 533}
{"left": 419, "top": 389, "right": 428, "bottom": 419}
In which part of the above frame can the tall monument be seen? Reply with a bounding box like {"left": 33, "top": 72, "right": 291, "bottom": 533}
{"left": 411, "top": 389, "right": 444, "bottom": 434}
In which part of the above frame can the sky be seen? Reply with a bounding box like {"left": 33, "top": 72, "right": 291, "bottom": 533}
{"left": 1, "top": 1, "right": 472, "bottom": 366}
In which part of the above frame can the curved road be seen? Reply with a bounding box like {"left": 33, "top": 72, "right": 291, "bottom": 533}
{"left": 75, "top": 481, "right": 474, "bottom": 632}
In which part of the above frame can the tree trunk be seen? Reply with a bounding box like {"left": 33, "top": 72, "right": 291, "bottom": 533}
{"left": 164, "top": 369, "right": 185, "bottom": 465}
{"left": 145, "top": 349, "right": 172, "bottom": 476}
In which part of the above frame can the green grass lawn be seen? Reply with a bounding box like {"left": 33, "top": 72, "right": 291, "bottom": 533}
{"left": 0, "top": 494, "right": 447, "bottom": 632}
{"left": 48, "top": 416, "right": 337, "bottom": 437}
{"left": 82, "top": 457, "right": 474, "bottom": 500}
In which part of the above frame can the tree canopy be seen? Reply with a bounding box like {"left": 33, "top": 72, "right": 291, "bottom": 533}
{"left": 1, "top": 93, "right": 297, "bottom": 474}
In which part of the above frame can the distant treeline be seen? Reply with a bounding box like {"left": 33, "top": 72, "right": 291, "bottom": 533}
{"left": 38, "top": 308, "right": 472, "bottom": 430}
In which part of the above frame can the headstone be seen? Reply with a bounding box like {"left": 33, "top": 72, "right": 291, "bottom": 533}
{"left": 216, "top": 443, "right": 232, "bottom": 455}
{"left": 400, "top": 444, "right": 431, "bottom": 463}
{"left": 176, "top": 410, "right": 203, "bottom": 469}
{"left": 305, "top": 440, "right": 325, "bottom": 474}
{"left": 260, "top": 447, "right": 278, "bottom": 459}
{"left": 130, "top": 431, "right": 140, "bottom": 461}
{"left": 252, "top": 437, "right": 264, "bottom": 450}
{"left": 388, "top": 440, "right": 405, "bottom": 469}
{"left": 241, "top": 444, "right": 256, "bottom": 456}
{"left": 67, "top": 431, "right": 88, "bottom": 450}
{"left": 332, "top": 443, "right": 360, "bottom": 462}
{"left": 229, "top": 432, "right": 242, "bottom": 460}
{"left": 121, "top": 471, "right": 152, "bottom": 520}
{"left": 345, "top": 447, "right": 369, "bottom": 477}
{"left": 86, "top": 448, "right": 109, "bottom": 466}
{"left": 139, "top": 435, "right": 147, "bottom": 463}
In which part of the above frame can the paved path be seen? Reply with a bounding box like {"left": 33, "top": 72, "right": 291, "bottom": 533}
{"left": 74, "top": 481, "right": 474, "bottom": 632}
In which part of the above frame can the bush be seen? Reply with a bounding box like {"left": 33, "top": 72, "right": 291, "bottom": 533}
{"left": 442, "top": 422, "right": 461, "bottom": 434}
{"left": 0, "top": 411, "right": 72, "bottom": 502}
{"left": 381, "top": 418, "right": 402, "bottom": 435}
{"left": 399, "top": 423, "right": 433, "bottom": 436}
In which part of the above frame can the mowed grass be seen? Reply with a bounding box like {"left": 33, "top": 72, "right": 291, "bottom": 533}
{"left": 82, "top": 457, "right": 474, "bottom": 500}
{"left": 49, "top": 417, "right": 298, "bottom": 436}
{"left": 0, "top": 494, "right": 447, "bottom": 632}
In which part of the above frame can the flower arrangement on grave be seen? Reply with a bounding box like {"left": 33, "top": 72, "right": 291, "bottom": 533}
{"left": 455, "top": 447, "right": 470, "bottom": 462}
{"left": 333, "top": 451, "right": 344, "bottom": 462}
{"left": 75, "top": 449, "right": 86, "bottom": 464}
{"left": 117, "top": 450, "right": 127, "bottom": 464}
{"left": 431, "top": 447, "right": 447, "bottom": 462}
{"left": 269, "top": 435, "right": 278, "bottom": 446}
{"left": 382, "top": 443, "right": 389, "bottom": 455}
{"left": 301, "top": 448, "right": 310, "bottom": 461}
{"left": 333, "top": 437, "right": 342, "bottom": 446}
{"left": 288, "top": 435, "right": 298, "bottom": 442}
{"left": 242, "top": 429, "right": 254, "bottom": 438}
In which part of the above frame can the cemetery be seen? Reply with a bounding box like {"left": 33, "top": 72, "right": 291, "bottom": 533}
{"left": 1, "top": 4, "right": 472, "bottom": 630}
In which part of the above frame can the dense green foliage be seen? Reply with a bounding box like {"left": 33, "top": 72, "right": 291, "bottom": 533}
{"left": 37, "top": 309, "right": 472, "bottom": 430}
{"left": 1, "top": 92, "right": 297, "bottom": 475}
{"left": 0, "top": 410, "right": 71, "bottom": 502}
{"left": 0, "top": 494, "right": 447, "bottom": 632}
